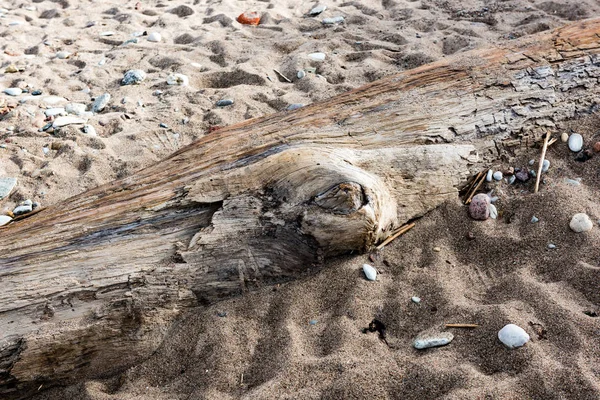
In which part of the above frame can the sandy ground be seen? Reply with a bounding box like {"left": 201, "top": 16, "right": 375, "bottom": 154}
{"left": 1, "top": 0, "right": 600, "bottom": 398}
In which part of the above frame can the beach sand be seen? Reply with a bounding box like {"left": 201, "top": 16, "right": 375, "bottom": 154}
{"left": 1, "top": 0, "right": 600, "bottom": 398}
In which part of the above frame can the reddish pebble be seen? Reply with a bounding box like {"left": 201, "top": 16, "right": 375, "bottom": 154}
{"left": 208, "top": 125, "right": 222, "bottom": 133}
{"left": 469, "top": 193, "right": 490, "bottom": 220}
{"left": 593, "top": 142, "right": 600, "bottom": 153}
{"left": 237, "top": 11, "right": 261, "bottom": 25}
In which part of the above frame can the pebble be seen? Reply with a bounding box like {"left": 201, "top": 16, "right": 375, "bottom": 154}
{"left": 42, "top": 146, "right": 49, "bottom": 155}
{"left": 565, "top": 178, "right": 581, "bottom": 186}
{"left": 13, "top": 201, "right": 33, "bottom": 216}
{"left": 561, "top": 132, "right": 569, "bottom": 142}
{"left": 121, "top": 70, "right": 146, "bottom": 85}
{"left": 568, "top": 133, "right": 583, "bottom": 152}
{"left": 99, "top": 31, "right": 115, "bottom": 36}
{"left": 548, "top": 243, "right": 556, "bottom": 249}
{"left": 593, "top": 142, "right": 600, "bottom": 153}
{"left": 323, "top": 16, "right": 345, "bottom": 24}
{"left": 167, "top": 73, "right": 189, "bottom": 86}
{"left": 486, "top": 169, "right": 493, "bottom": 182}
{"left": 43, "top": 96, "right": 67, "bottom": 105}
{"left": 147, "top": 32, "right": 162, "bottom": 42}
{"left": 542, "top": 159, "right": 550, "bottom": 172}
{"left": 515, "top": 169, "right": 529, "bottom": 182}
{"left": 98, "top": 58, "right": 106, "bottom": 66}
{"left": 413, "top": 332, "right": 454, "bottom": 349}
{"left": 528, "top": 159, "right": 535, "bottom": 166}
{"left": 362, "top": 263, "right": 377, "bottom": 281}
{"left": 493, "top": 171, "right": 503, "bottom": 181}
{"left": 309, "top": 319, "right": 318, "bottom": 325}
{"left": 411, "top": 296, "right": 421, "bottom": 304}
{"left": 309, "top": 4, "right": 327, "bottom": 15}
{"left": 297, "top": 70, "right": 306, "bottom": 79}
{"left": 507, "top": 175, "right": 516, "bottom": 185}
{"left": 286, "top": 104, "right": 304, "bottom": 111}
{"left": 92, "top": 93, "right": 111, "bottom": 113}
{"left": 433, "top": 246, "right": 441, "bottom": 252}
{"left": 531, "top": 216, "right": 539, "bottom": 223}
{"left": 82, "top": 124, "right": 97, "bottom": 136}
{"left": 489, "top": 203, "right": 498, "bottom": 219}
{"left": 216, "top": 99, "right": 234, "bottom": 107}
{"left": 469, "top": 193, "right": 490, "bottom": 220}
{"left": 4, "top": 88, "right": 22, "bottom": 96}
{"left": 0, "top": 215, "right": 12, "bottom": 226}
{"left": 570, "top": 213, "right": 593, "bottom": 233}
{"left": 53, "top": 116, "right": 87, "bottom": 128}
{"left": 0, "top": 177, "right": 17, "bottom": 199}
{"left": 308, "top": 52, "right": 326, "bottom": 61}
{"left": 32, "top": 89, "right": 42, "bottom": 96}
{"left": 55, "top": 51, "right": 71, "bottom": 59}
{"left": 498, "top": 324, "right": 530, "bottom": 349}
{"left": 45, "top": 107, "right": 66, "bottom": 117}
{"left": 159, "top": 123, "right": 169, "bottom": 128}
{"left": 217, "top": 311, "right": 227, "bottom": 317}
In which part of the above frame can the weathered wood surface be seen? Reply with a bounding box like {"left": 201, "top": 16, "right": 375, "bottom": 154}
{"left": 2, "top": 18, "right": 600, "bottom": 399}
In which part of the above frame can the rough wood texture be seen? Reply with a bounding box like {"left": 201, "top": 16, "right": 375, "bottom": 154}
{"left": 2, "top": 18, "right": 600, "bottom": 399}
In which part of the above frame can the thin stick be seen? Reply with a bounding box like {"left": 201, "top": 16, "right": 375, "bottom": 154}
{"left": 273, "top": 69, "right": 292, "bottom": 83}
{"left": 547, "top": 137, "right": 557, "bottom": 147}
{"left": 534, "top": 132, "right": 550, "bottom": 193}
{"left": 445, "top": 323, "right": 479, "bottom": 328}
{"left": 376, "top": 222, "right": 416, "bottom": 250}
{"left": 463, "top": 171, "right": 483, "bottom": 196}
{"left": 465, "top": 172, "right": 486, "bottom": 204}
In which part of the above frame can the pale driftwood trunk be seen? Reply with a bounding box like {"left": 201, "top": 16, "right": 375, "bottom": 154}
{"left": 2, "top": 18, "right": 600, "bottom": 399}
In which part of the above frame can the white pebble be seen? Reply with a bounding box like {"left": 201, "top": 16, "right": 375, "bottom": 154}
{"left": 44, "top": 107, "right": 66, "bottom": 117}
{"left": 0, "top": 215, "right": 12, "bottom": 226}
{"left": 411, "top": 296, "right": 421, "bottom": 304}
{"left": 53, "top": 116, "right": 87, "bottom": 128}
{"left": 548, "top": 243, "right": 556, "bottom": 249}
{"left": 322, "top": 16, "right": 344, "bottom": 24}
{"left": 568, "top": 133, "right": 583, "bottom": 152}
{"left": 55, "top": 51, "right": 71, "bottom": 59}
{"left": 99, "top": 31, "right": 115, "bottom": 36}
{"left": 489, "top": 204, "right": 498, "bottom": 219}
{"left": 493, "top": 171, "right": 503, "bottom": 181}
{"left": 362, "top": 263, "right": 377, "bottom": 281}
{"left": 561, "top": 132, "right": 569, "bottom": 142}
{"left": 4, "top": 88, "right": 22, "bottom": 96}
{"left": 66, "top": 103, "right": 87, "bottom": 116}
{"left": 82, "top": 124, "right": 97, "bottom": 136}
{"left": 167, "top": 73, "right": 189, "bottom": 86}
{"left": 498, "top": 324, "right": 530, "bottom": 349}
{"left": 309, "top": 4, "right": 327, "bottom": 15}
{"left": 308, "top": 52, "right": 326, "bottom": 61}
{"left": 486, "top": 169, "right": 493, "bottom": 182}
{"left": 147, "top": 32, "right": 162, "bottom": 42}
{"left": 413, "top": 332, "right": 454, "bottom": 349}
{"left": 570, "top": 213, "right": 593, "bottom": 233}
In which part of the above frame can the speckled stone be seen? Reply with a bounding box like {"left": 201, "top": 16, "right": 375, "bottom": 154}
{"left": 121, "top": 69, "right": 146, "bottom": 85}
{"left": 469, "top": 193, "right": 490, "bottom": 220}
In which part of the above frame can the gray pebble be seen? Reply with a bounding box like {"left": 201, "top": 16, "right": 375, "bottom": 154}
{"left": 297, "top": 70, "right": 306, "bottom": 79}
{"left": 531, "top": 216, "right": 539, "bottom": 223}
{"left": 92, "top": 93, "right": 111, "bottom": 113}
{"left": 507, "top": 175, "right": 516, "bottom": 185}
{"left": 413, "top": 332, "right": 454, "bottom": 349}
{"left": 548, "top": 243, "right": 556, "bottom": 249}
{"left": 286, "top": 103, "right": 304, "bottom": 111}
{"left": 159, "top": 123, "right": 169, "bottom": 128}
{"left": 493, "top": 171, "right": 503, "bottom": 181}
{"left": 486, "top": 169, "right": 493, "bottom": 182}
{"left": 323, "top": 16, "right": 344, "bottom": 24}
{"left": 13, "top": 204, "right": 33, "bottom": 216}
{"left": 309, "top": 319, "right": 318, "bottom": 325}
{"left": 121, "top": 69, "right": 146, "bottom": 85}
{"left": 216, "top": 99, "right": 234, "bottom": 107}
{"left": 308, "top": 4, "right": 327, "bottom": 15}
{"left": 4, "top": 88, "right": 22, "bottom": 96}
{"left": 542, "top": 159, "right": 550, "bottom": 172}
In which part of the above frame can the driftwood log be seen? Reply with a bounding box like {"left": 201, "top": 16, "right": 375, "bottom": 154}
{"left": 2, "top": 18, "right": 600, "bottom": 399}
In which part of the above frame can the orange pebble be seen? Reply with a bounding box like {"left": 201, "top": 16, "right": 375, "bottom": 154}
{"left": 593, "top": 141, "right": 600, "bottom": 153}
{"left": 237, "top": 11, "right": 261, "bottom": 25}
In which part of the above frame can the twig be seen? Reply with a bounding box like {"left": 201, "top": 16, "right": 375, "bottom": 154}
{"left": 240, "top": 373, "right": 244, "bottom": 385}
{"left": 534, "top": 132, "right": 550, "bottom": 193}
{"left": 465, "top": 171, "right": 486, "bottom": 204}
{"left": 547, "top": 137, "right": 557, "bottom": 147}
{"left": 376, "top": 222, "right": 415, "bottom": 250}
{"left": 273, "top": 69, "right": 292, "bottom": 83}
{"left": 445, "top": 323, "right": 479, "bottom": 328}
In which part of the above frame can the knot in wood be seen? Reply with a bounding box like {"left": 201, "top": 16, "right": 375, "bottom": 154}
{"left": 314, "top": 182, "right": 366, "bottom": 215}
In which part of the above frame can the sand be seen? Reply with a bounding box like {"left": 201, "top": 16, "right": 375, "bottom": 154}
{"left": 1, "top": 0, "right": 600, "bottom": 398}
